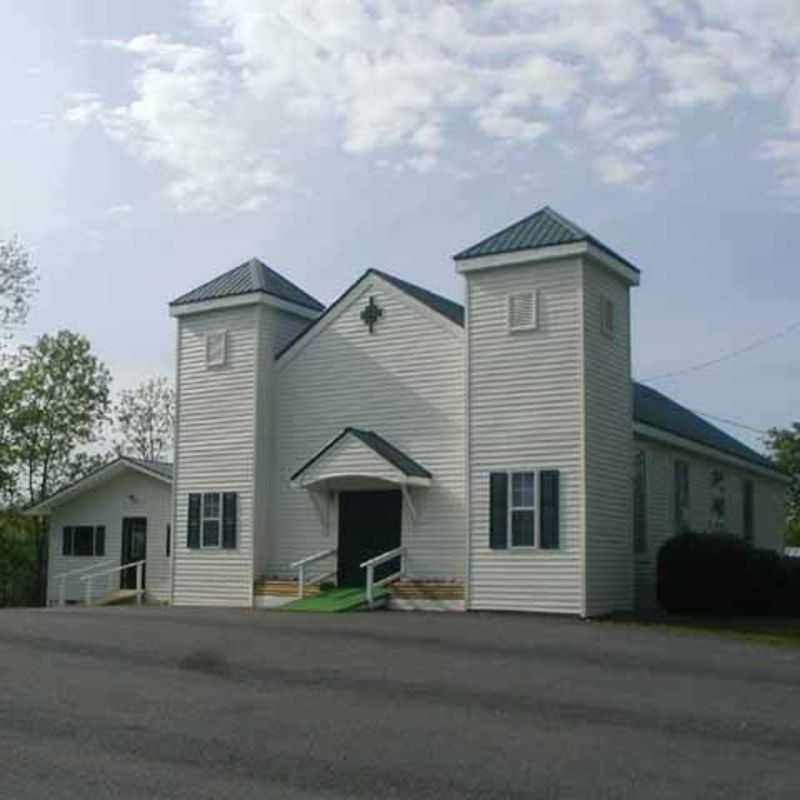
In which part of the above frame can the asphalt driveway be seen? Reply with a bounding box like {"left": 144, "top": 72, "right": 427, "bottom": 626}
{"left": 1, "top": 607, "right": 798, "bottom": 799}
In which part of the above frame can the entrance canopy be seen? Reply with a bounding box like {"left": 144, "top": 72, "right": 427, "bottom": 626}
{"left": 290, "top": 428, "right": 432, "bottom": 492}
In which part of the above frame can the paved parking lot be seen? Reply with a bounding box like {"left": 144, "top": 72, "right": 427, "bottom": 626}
{"left": 1, "top": 606, "right": 799, "bottom": 799}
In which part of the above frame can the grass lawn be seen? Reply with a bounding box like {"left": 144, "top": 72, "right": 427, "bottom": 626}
{"left": 620, "top": 616, "right": 800, "bottom": 649}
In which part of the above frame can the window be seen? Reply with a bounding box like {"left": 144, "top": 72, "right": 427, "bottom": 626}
{"left": 206, "top": 331, "right": 227, "bottom": 368}
{"left": 674, "top": 460, "right": 690, "bottom": 534}
{"left": 743, "top": 480, "right": 755, "bottom": 545}
{"left": 633, "top": 451, "right": 647, "bottom": 553}
{"left": 510, "top": 472, "right": 536, "bottom": 546}
{"left": 507, "top": 291, "right": 538, "bottom": 332}
{"left": 202, "top": 493, "right": 221, "bottom": 547}
{"left": 62, "top": 526, "right": 105, "bottom": 557}
{"left": 601, "top": 297, "right": 615, "bottom": 338}
{"left": 710, "top": 469, "right": 726, "bottom": 532}
{"left": 489, "top": 470, "right": 560, "bottom": 550}
{"left": 187, "top": 492, "right": 237, "bottom": 550}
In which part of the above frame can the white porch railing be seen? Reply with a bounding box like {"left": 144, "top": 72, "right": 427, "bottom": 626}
{"left": 52, "top": 560, "right": 115, "bottom": 607}
{"left": 79, "top": 560, "right": 146, "bottom": 607}
{"left": 360, "top": 546, "right": 406, "bottom": 608}
{"left": 290, "top": 547, "right": 337, "bottom": 599}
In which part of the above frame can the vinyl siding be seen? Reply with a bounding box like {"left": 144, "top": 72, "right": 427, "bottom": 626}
{"left": 633, "top": 435, "right": 787, "bottom": 610}
{"left": 268, "top": 275, "right": 466, "bottom": 581}
{"left": 47, "top": 471, "right": 171, "bottom": 604}
{"left": 467, "top": 259, "right": 584, "bottom": 613}
{"left": 583, "top": 262, "right": 634, "bottom": 615}
{"left": 172, "top": 305, "right": 259, "bottom": 606}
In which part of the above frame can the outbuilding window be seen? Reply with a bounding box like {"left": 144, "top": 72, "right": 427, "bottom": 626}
{"left": 743, "top": 480, "right": 755, "bottom": 545}
{"left": 187, "top": 492, "right": 238, "bottom": 550}
{"left": 62, "top": 525, "right": 105, "bottom": 557}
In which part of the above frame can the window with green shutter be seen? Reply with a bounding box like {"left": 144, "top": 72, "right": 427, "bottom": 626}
{"left": 187, "top": 492, "right": 238, "bottom": 550}
{"left": 489, "top": 470, "right": 560, "bottom": 550}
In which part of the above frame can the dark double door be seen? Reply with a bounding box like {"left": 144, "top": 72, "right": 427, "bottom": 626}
{"left": 337, "top": 490, "right": 402, "bottom": 587}
{"left": 121, "top": 517, "right": 147, "bottom": 590}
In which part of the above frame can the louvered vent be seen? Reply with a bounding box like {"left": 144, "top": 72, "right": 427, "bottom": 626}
{"left": 508, "top": 291, "right": 538, "bottom": 332}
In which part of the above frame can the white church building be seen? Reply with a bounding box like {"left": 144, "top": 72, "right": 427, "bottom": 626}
{"left": 34, "top": 207, "right": 788, "bottom": 615}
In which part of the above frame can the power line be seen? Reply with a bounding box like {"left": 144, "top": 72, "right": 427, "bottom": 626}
{"left": 640, "top": 318, "right": 800, "bottom": 383}
{"left": 688, "top": 408, "right": 769, "bottom": 436}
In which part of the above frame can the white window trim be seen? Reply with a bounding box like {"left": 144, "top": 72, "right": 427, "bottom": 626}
{"left": 200, "top": 492, "right": 222, "bottom": 549}
{"left": 507, "top": 469, "right": 539, "bottom": 549}
{"left": 205, "top": 330, "right": 228, "bottom": 369}
{"left": 507, "top": 290, "right": 538, "bottom": 334}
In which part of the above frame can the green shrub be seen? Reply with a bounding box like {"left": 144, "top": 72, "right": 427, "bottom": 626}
{"left": 657, "top": 532, "right": 800, "bottom": 616}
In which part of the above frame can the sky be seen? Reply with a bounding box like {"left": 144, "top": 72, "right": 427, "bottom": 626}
{"left": 1, "top": 0, "right": 799, "bottom": 452}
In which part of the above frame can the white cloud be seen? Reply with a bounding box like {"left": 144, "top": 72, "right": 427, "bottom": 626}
{"left": 618, "top": 129, "right": 671, "bottom": 154}
{"left": 104, "top": 204, "right": 134, "bottom": 217}
{"left": 595, "top": 155, "right": 647, "bottom": 185}
{"left": 64, "top": 0, "right": 800, "bottom": 211}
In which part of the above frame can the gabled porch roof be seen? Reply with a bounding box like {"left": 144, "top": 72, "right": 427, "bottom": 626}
{"left": 290, "top": 428, "right": 432, "bottom": 490}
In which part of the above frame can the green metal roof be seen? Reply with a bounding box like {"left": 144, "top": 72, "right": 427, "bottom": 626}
{"left": 372, "top": 269, "right": 465, "bottom": 326}
{"left": 170, "top": 258, "right": 325, "bottom": 312}
{"left": 453, "top": 206, "right": 640, "bottom": 273}
{"left": 291, "top": 427, "right": 432, "bottom": 482}
{"left": 633, "top": 383, "right": 779, "bottom": 472}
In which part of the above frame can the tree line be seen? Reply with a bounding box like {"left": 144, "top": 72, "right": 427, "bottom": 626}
{"left": 0, "top": 237, "right": 174, "bottom": 605}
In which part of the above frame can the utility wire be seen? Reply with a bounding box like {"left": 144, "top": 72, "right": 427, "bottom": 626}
{"left": 688, "top": 409, "right": 769, "bottom": 436}
{"left": 640, "top": 318, "right": 800, "bottom": 383}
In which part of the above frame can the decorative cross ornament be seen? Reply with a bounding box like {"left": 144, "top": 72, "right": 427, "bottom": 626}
{"left": 360, "top": 296, "right": 383, "bottom": 333}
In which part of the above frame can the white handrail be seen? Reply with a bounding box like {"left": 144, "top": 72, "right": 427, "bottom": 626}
{"left": 79, "top": 560, "right": 146, "bottom": 607}
{"left": 360, "top": 546, "right": 406, "bottom": 608}
{"left": 52, "top": 560, "right": 115, "bottom": 607}
{"left": 290, "top": 547, "right": 337, "bottom": 599}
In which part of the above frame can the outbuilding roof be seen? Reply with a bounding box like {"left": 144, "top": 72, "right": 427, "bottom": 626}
{"left": 26, "top": 456, "right": 174, "bottom": 515}
{"left": 170, "top": 258, "right": 325, "bottom": 312}
{"left": 453, "top": 206, "right": 640, "bottom": 273}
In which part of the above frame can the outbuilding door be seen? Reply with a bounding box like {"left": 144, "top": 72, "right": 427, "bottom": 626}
{"left": 121, "top": 517, "right": 147, "bottom": 590}
{"left": 337, "top": 490, "right": 402, "bottom": 587}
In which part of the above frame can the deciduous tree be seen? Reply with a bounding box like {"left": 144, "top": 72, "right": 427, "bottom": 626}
{"left": 113, "top": 376, "right": 175, "bottom": 461}
{"left": 765, "top": 423, "right": 800, "bottom": 546}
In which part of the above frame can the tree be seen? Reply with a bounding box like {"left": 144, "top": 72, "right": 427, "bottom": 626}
{"left": 3, "top": 330, "right": 111, "bottom": 604}
{"left": 113, "top": 376, "right": 175, "bottom": 461}
{"left": 765, "top": 423, "right": 800, "bottom": 546}
{"left": 5, "top": 331, "right": 112, "bottom": 506}
{"left": 0, "top": 236, "right": 38, "bottom": 345}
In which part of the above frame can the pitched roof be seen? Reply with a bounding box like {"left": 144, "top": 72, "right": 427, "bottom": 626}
{"left": 453, "top": 206, "right": 640, "bottom": 273}
{"left": 372, "top": 269, "right": 465, "bottom": 326}
{"left": 170, "top": 258, "right": 325, "bottom": 312}
{"left": 274, "top": 268, "right": 464, "bottom": 360}
{"left": 26, "top": 456, "right": 173, "bottom": 515}
{"left": 291, "top": 427, "right": 432, "bottom": 483}
{"left": 633, "top": 383, "right": 779, "bottom": 472}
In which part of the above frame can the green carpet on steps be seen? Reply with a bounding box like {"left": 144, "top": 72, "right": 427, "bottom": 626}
{"left": 280, "top": 586, "right": 385, "bottom": 612}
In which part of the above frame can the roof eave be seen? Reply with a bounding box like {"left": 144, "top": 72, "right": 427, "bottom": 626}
{"left": 633, "top": 422, "right": 789, "bottom": 483}
{"left": 454, "top": 240, "right": 640, "bottom": 286}
{"left": 169, "top": 290, "right": 322, "bottom": 319}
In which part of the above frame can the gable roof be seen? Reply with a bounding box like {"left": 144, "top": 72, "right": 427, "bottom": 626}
{"left": 26, "top": 456, "right": 173, "bottom": 515}
{"left": 291, "top": 427, "right": 432, "bottom": 484}
{"left": 170, "top": 258, "right": 325, "bottom": 312}
{"left": 453, "top": 206, "right": 640, "bottom": 273}
{"left": 275, "top": 267, "right": 464, "bottom": 361}
{"left": 633, "top": 383, "right": 779, "bottom": 473}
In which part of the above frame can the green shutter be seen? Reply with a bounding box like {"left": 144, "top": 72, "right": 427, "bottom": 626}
{"left": 187, "top": 494, "right": 201, "bottom": 549}
{"left": 489, "top": 473, "right": 508, "bottom": 549}
{"left": 540, "top": 471, "right": 560, "bottom": 549}
{"left": 95, "top": 526, "right": 106, "bottom": 556}
{"left": 222, "top": 493, "right": 237, "bottom": 550}
{"left": 166, "top": 523, "right": 171, "bottom": 557}
{"left": 62, "top": 527, "right": 74, "bottom": 556}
